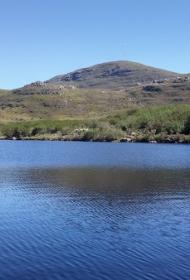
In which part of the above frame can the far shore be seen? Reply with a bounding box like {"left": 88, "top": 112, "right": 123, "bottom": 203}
{"left": 0, "top": 135, "right": 189, "bottom": 144}
{"left": 0, "top": 105, "right": 189, "bottom": 144}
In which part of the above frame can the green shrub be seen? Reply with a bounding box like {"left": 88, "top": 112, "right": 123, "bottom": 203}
{"left": 184, "top": 116, "right": 190, "bottom": 134}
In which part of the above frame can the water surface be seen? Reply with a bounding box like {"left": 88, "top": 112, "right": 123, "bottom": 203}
{"left": 0, "top": 141, "right": 190, "bottom": 280}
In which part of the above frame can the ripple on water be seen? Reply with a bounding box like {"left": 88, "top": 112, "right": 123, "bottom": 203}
{"left": 0, "top": 142, "right": 190, "bottom": 279}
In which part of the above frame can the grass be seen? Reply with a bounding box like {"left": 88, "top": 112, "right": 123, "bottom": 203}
{"left": 0, "top": 104, "right": 189, "bottom": 143}
{"left": 107, "top": 104, "right": 190, "bottom": 133}
{"left": 1, "top": 77, "right": 190, "bottom": 123}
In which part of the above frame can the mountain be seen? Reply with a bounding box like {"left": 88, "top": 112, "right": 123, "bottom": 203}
{"left": 47, "top": 60, "right": 178, "bottom": 90}
{"left": 0, "top": 61, "right": 189, "bottom": 142}
{"left": 0, "top": 60, "right": 189, "bottom": 123}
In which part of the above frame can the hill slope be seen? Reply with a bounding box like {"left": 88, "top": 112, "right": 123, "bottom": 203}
{"left": 0, "top": 61, "right": 189, "bottom": 142}
{"left": 47, "top": 61, "right": 178, "bottom": 90}
{"left": 0, "top": 60, "right": 189, "bottom": 122}
{"left": 0, "top": 78, "right": 185, "bottom": 122}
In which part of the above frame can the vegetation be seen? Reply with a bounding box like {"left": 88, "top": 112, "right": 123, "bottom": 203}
{"left": 0, "top": 104, "right": 189, "bottom": 143}
{"left": 0, "top": 61, "right": 189, "bottom": 143}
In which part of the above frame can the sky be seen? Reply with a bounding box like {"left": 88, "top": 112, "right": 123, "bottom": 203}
{"left": 0, "top": 0, "right": 190, "bottom": 89}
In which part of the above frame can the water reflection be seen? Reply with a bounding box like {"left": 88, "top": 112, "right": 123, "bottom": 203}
{"left": 0, "top": 142, "right": 190, "bottom": 280}
{"left": 2, "top": 166, "right": 190, "bottom": 197}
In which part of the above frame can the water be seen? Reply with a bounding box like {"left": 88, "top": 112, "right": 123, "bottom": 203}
{"left": 0, "top": 141, "right": 190, "bottom": 280}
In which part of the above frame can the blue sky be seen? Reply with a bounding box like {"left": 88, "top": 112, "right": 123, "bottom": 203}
{"left": 0, "top": 0, "right": 190, "bottom": 89}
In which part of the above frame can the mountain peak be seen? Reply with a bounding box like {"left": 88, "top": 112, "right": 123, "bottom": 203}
{"left": 47, "top": 60, "right": 178, "bottom": 90}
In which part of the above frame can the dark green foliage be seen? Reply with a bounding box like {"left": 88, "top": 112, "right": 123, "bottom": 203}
{"left": 1, "top": 127, "right": 21, "bottom": 139}
{"left": 183, "top": 116, "right": 190, "bottom": 134}
{"left": 143, "top": 85, "right": 162, "bottom": 92}
{"left": 0, "top": 104, "right": 189, "bottom": 142}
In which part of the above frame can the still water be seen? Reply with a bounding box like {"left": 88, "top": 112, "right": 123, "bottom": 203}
{"left": 0, "top": 141, "right": 190, "bottom": 280}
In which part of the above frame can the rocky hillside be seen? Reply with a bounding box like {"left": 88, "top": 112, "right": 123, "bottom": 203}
{"left": 0, "top": 60, "right": 189, "bottom": 122}
{"left": 47, "top": 61, "right": 178, "bottom": 90}
{"left": 0, "top": 61, "right": 190, "bottom": 143}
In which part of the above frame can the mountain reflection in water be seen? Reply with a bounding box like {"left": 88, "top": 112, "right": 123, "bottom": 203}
{"left": 0, "top": 142, "right": 190, "bottom": 280}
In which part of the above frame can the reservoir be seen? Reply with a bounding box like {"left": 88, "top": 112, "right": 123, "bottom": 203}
{"left": 0, "top": 141, "right": 190, "bottom": 280}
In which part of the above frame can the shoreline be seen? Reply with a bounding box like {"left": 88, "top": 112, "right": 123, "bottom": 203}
{"left": 0, "top": 136, "right": 189, "bottom": 144}
{"left": 0, "top": 105, "right": 189, "bottom": 144}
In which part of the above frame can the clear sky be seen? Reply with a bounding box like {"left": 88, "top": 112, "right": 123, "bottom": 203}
{"left": 0, "top": 0, "right": 190, "bottom": 89}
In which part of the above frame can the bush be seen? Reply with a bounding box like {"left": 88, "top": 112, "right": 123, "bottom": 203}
{"left": 184, "top": 116, "right": 190, "bottom": 134}
{"left": 143, "top": 85, "right": 162, "bottom": 93}
{"left": 2, "top": 127, "right": 21, "bottom": 139}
